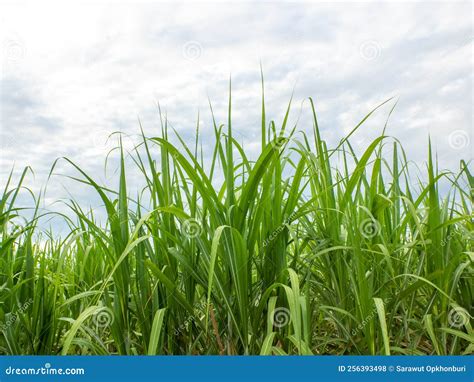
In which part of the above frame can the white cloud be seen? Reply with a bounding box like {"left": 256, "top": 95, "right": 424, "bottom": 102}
{"left": 0, "top": 0, "right": 472, "bottom": 220}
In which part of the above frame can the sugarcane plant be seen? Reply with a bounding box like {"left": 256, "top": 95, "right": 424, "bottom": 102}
{"left": 0, "top": 80, "right": 472, "bottom": 355}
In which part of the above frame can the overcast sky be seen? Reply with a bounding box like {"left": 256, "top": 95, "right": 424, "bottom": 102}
{"left": 0, "top": 0, "right": 472, "bottom": 225}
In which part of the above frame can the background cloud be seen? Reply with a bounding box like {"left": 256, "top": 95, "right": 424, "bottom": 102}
{"left": 0, "top": 0, "right": 472, "bottom": 230}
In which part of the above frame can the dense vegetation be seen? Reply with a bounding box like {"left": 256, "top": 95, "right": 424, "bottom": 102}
{"left": 1, "top": 86, "right": 473, "bottom": 355}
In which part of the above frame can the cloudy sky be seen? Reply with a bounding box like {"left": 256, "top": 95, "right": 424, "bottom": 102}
{"left": 0, "top": 0, "right": 472, "bottom": 225}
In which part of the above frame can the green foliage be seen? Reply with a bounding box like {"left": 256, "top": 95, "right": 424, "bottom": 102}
{"left": 0, "top": 85, "right": 472, "bottom": 355}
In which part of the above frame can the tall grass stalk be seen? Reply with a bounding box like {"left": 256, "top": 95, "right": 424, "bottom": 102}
{"left": 0, "top": 84, "right": 472, "bottom": 355}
